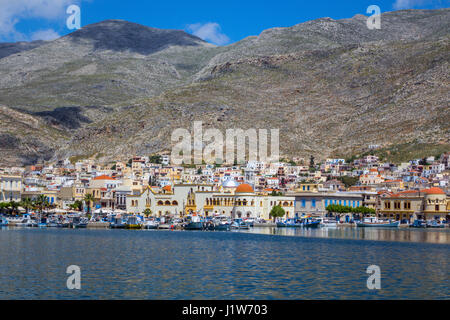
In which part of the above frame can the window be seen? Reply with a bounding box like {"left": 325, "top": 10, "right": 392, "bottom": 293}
{"left": 301, "top": 199, "right": 306, "bottom": 208}
{"left": 311, "top": 199, "right": 316, "bottom": 208}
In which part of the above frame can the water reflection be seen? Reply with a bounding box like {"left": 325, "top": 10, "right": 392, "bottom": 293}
{"left": 0, "top": 228, "right": 448, "bottom": 299}
{"left": 246, "top": 226, "right": 450, "bottom": 244}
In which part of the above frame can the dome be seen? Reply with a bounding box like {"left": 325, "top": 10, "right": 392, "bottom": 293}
{"left": 423, "top": 187, "right": 445, "bottom": 195}
{"left": 235, "top": 183, "right": 254, "bottom": 193}
{"left": 222, "top": 178, "right": 238, "bottom": 188}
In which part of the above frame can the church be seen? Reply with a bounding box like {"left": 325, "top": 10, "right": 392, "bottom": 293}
{"left": 126, "top": 179, "right": 295, "bottom": 220}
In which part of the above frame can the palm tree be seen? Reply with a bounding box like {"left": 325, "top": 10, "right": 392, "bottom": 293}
{"left": 21, "top": 198, "right": 33, "bottom": 214}
{"left": 9, "top": 201, "right": 20, "bottom": 215}
{"left": 0, "top": 202, "right": 9, "bottom": 214}
{"left": 35, "top": 195, "right": 49, "bottom": 216}
{"left": 84, "top": 194, "right": 94, "bottom": 216}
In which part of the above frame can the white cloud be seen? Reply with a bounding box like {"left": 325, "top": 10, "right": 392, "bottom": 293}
{"left": 0, "top": 0, "right": 79, "bottom": 41}
{"left": 186, "top": 22, "right": 230, "bottom": 46}
{"left": 30, "top": 29, "right": 60, "bottom": 41}
{"left": 393, "top": 0, "right": 443, "bottom": 9}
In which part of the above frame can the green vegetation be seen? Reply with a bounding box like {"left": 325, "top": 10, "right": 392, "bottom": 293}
{"left": 149, "top": 154, "right": 162, "bottom": 164}
{"left": 337, "top": 176, "right": 359, "bottom": 188}
{"left": 269, "top": 205, "right": 286, "bottom": 221}
{"left": 326, "top": 204, "right": 375, "bottom": 215}
{"left": 270, "top": 190, "right": 283, "bottom": 196}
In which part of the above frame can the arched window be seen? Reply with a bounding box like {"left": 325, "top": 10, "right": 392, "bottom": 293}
{"left": 165, "top": 200, "right": 171, "bottom": 205}
{"left": 172, "top": 200, "right": 178, "bottom": 206}
{"left": 157, "top": 200, "right": 163, "bottom": 205}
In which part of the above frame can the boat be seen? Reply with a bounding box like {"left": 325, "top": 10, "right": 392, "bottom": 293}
{"left": 215, "top": 222, "right": 231, "bottom": 231}
{"left": 184, "top": 215, "right": 204, "bottom": 230}
{"left": 143, "top": 219, "right": 159, "bottom": 229}
{"left": 125, "top": 216, "right": 143, "bottom": 229}
{"left": 410, "top": 220, "right": 427, "bottom": 228}
{"left": 11, "top": 214, "right": 35, "bottom": 227}
{"left": 355, "top": 217, "right": 399, "bottom": 228}
{"left": 243, "top": 218, "right": 255, "bottom": 227}
{"left": 231, "top": 218, "right": 250, "bottom": 230}
{"left": 277, "top": 217, "right": 321, "bottom": 228}
{"left": 110, "top": 217, "right": 126, "bottom": 229}
{"left": 426, "top": 220, "right": 445, "bottom": 228}
{"left": 319, "top": 218, "right": 338, "bottom": 228}
{"left": 276, "top": 219, "right": 298, "bottom": 228}
{"left": 72, "top": 217, "right": 88, "bottom": 228}
{"left": 37, "top": 217, "right": 48, "bottom": 228}
{"left": 0, "top": 216, "right": 9, "bottom": 227}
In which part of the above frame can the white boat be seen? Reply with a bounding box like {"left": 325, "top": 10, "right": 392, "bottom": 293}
{"left": 355, "top": 217, "right": 399, "bottom": 228}
{"left": 319, "top": 218, "right": 338, "bottom": 228}
{"left": 0, "top": 216, "right": 9, "bottom": 226}
{"left": 143, "top": 220, "right": 159, "bottom": 229}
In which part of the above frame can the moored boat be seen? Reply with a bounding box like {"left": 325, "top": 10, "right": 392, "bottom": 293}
{"left": 426, "top": 220, "right": 445, "bottom": 228}
{"left": 110, "top": 217, "right": 126, "bottom": 229}
{"left": 356, "top": 218, "right": 399, "bottom": 228}
{"left": 231, "top": 218, "right": 250, "bottom": 230}
{"left": 125, "top": 216, "right": 143, "bottom": 229}
{"left": 184, "top": 215, "right": 204, "bottom": 230}
{"left": 143, "top": 219, "right": 159, "bottom": 229}
{"left": 410, "top": 220, "right": 427, "bottom": 228}
{"left": 0, "top": 216, "right": 9, "bottom": 227}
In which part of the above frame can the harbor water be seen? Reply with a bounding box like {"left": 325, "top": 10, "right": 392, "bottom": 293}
{"left": 0, "top": 227, "right": 448, "bottom": 299}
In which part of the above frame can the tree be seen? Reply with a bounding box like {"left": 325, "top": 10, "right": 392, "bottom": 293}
{"left": 69, "top": 200, "right": 83, "bottom": 211}
{"left": 149, "top": 154, "right": 162, "bottom": 164}
{"left": 84, "top": 194, "right": 94, "bottom": 215}
{"left": 309, "top": 155, "right": 315, "bottom": 168}
{"left": 270, "top": 190, "right": 283, "bottom": 196}
{"left": 337, "top": 176, "right": 359, "bottom": 188}
{"left": 269, "top": 205, "right": 286, "bottom": 221}
{"left": 419, "top": 157, "right": 429, "bottom": 166}
{"left": 35, "top": 195, "right": 49, "bottom": 215}
{"left": 143, "top": 209, "right": 152, "bottom": 217}
{"left": 21, "top": 198, "right": 33, "bottom": 214}
{"left": 0, "top": 202, "right": 8, "bottom": 214}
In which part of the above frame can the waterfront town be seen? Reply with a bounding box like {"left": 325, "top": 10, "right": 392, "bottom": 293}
{"left": 1, "top": 151, "right": 449, "bottom": 227}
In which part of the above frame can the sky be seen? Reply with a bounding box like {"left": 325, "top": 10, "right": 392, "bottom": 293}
{"left": 0, "top": 0, "right": 448, "bottom": 44}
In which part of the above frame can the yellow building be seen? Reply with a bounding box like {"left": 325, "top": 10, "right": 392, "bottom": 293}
{"left": 379, "top": 187, "right": 449, "bottom": 221}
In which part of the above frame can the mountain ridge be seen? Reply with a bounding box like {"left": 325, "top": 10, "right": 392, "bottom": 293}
{"left": 0, "top": 9, "right": 448, "bottom": 166}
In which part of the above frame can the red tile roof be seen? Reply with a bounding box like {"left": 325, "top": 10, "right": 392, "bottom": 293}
{"left": 93, "top": 175, "right": 115, "bottom": 180}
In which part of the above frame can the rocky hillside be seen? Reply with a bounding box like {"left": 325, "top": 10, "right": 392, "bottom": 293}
{"left": 0, "top": 9, "right": 449, "bottom": 166}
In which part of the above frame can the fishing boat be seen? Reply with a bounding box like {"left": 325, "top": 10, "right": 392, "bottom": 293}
{"left": 11, "top": 214, "right": 35, "bottom": 227}
{"left": 319, "top": 218, "right": 338, "bottom": 228}
{"left": 143, "top": 219, "right": 159, "bottom": 229}
{"left": 277, "top": 217, "right": 321, "bottom": 228}
{"left": 125, "top": 216, "right": 143, "bottom": 229}
{"left": 276, "top": 218, "right": 298, "bottom": 228}
{"left": 110, "top": 216, "right": 126, "bottom": 229}
{"left": 215, "top": 222, "right": 231, "bottom": 231}
{"left": 231, "top": 218, "right": 250, "bottom": 230}
{"left": 426, "top": 220, "right": 445, "bottom": 228}
{"left": 243, "top": 218, "right": 255, "bottom": 227}
{"left": 6, "top": 216, "right": 26, "bottom": 226}
{"left": 355, "top": 217, "right": 399, "bottom": 228}
{"left": 410, "top": 220, "right": 427, "bottom": 228}
{"left": 184, "top": 215, "right": 204, "bottom": 230}
{"left": 72, "top": 217, "right": 88, "bottom": 228}
{"left": 0, "top": 216, "right": 9, "bottom": 227}
{"left": 37, "top": 217, "right": 48, "bottom": 228}
{"left": 47, "top": 216, "right": 59, "bottom": 228}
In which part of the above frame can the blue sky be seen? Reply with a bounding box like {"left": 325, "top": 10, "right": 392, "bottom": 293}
{"left": 0, "top": 0, "right": 448, "bottom": 44}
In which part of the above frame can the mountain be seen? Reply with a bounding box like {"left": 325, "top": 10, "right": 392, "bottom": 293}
{"left": 0, "top": 40, "right": 47, "bottom": 59}
{"left": 0, "top": 9, "right": 449, "bottom": 166}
